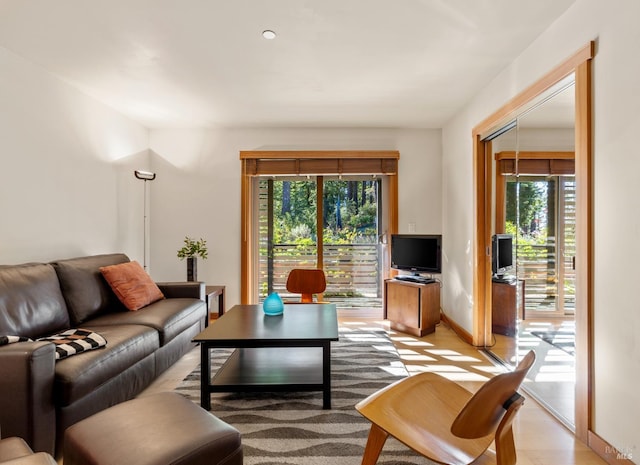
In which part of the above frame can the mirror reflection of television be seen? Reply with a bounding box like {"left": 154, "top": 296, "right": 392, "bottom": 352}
{"left": 492, "top": 234, "right": 514, "bottom": 281}
{"left": 391, "top": 234, "right": 442, "bottom": 276}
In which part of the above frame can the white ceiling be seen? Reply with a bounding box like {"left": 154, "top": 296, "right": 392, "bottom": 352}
{"left": 0, "top": 0, "right": 575, "bottom": 129}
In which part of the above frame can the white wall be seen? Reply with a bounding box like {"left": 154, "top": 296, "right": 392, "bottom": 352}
{"left": 0, "top": 46, "right": 149, "bottom": 264}
{"left": 148, "top": 127, "right": 441, "bottom": 308}
{"left": 442, "top": 0, "right": 640, "bottom": 456}
{"left": 493, "top": 128, "right": 575, "bottom": 152}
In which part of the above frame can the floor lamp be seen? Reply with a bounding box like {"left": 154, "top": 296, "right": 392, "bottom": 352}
{"left": 134, "top": 170, "right": 156, "bottom": 270}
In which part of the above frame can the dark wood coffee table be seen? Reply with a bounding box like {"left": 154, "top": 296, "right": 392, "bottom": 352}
{"left": 193, "top": 303, "right": 339, "bottom": 410}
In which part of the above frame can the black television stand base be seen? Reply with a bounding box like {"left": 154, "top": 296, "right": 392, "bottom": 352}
{"left": 395, "top": 275, "right": 435, "bottom": 284}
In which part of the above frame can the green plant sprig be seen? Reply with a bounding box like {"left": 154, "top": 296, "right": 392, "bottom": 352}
{"left": 177, "top": 236, "right": 208, "bottom": 260}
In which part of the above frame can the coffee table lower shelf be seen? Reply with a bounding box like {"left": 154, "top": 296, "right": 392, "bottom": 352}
{"left": 202, "top": 346, "right": 331, "bottom": 409}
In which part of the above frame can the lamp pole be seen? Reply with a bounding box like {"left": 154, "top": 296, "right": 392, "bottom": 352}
{"left": 134, "top": 170, "right": 156, "bottom": 270}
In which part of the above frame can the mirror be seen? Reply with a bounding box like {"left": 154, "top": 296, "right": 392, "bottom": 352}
{"left": 474, "top": 43, "right": 593, "bottom": 441}
{"left": 486, "top": 77, "right": 576, "bottom": 429}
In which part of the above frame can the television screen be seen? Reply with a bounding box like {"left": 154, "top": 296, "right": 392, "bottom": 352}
{"left": 492, "top": 234, "right": 513, "bottom": 277}
{"left": 391, "top": 234, "right": 442, "bottom": 274}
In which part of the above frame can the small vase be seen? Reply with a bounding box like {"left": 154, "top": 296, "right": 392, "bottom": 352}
{"left": 187, "top": 257, "right": 197, "bottom": 282}
{"left": 263, "top": 292, "right": 284, "bottom": 316}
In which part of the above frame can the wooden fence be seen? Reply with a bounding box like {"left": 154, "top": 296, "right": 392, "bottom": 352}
{"left": 258, "top": 241, "right": 575, "bottom": 313}
{"left": 516, "top": 242, "right": 575, "bottom": 313}
{"left": 259, "top": 243, "right": 380, "bottom": 299}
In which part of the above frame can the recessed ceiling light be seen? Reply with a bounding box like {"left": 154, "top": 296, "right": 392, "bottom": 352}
{"left": 262, "top": 30, "right": 276, "bottom": 40}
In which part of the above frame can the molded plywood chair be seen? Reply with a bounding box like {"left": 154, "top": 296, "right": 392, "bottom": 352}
{"left": 355, "top": 350, "right": 536, "bottom": 465}
{"left": 286, "top": 268, "right": 326, "bottom": 303}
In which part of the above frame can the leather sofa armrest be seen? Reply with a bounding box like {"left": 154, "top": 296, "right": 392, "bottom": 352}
{"left": 156, "top": 281, "right": 205, "bottom": 300}
{"left": 0, "top": 342, "right": 57, "bottom": 455}
{"left": 0, "top": 436, "right": 35, "bottom": 461}
{"left": 0, "top": 452, "right": 57, "bottom": 465}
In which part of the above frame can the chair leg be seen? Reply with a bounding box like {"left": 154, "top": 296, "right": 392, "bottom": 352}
{"left": 495, "top": 425, "right": 517, "bottom": 465}
{"left": 494, "top": 398, "right": 525, "bottom": 465}
{"left": 361, "top": 424, "right": 389, "bottom": 465}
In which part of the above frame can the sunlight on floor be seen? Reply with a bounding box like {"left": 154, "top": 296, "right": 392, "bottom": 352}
{"left": 397, "top": 349, "right": 437, "bottom": 362}
{"left": 136, "top": 315, "right": 607, "bottom": 465}
{"left": 387, "top": 328, "right": 497, "bottom": 382}
{"left": 473, "top": 364, "right": 505, "bottom": 375}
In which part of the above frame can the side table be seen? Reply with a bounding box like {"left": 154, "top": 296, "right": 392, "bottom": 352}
{"left": 204, "top": 285, "right": 226, "bottom": 326}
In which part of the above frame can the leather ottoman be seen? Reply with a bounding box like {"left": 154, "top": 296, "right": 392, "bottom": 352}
{"left": 63, "top": 392, "right": 242, "bottom": 465}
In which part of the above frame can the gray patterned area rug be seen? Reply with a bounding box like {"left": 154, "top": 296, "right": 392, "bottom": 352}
{"left": 175, "top": 325, "right": 425, "bottom": 465}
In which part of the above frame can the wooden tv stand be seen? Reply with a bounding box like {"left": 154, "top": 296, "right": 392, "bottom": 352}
{"left": 491, "top": 279, "right": 524, "bottom": 337}
{"left": 384, "top": 279, "right": 441, "bottom": 337}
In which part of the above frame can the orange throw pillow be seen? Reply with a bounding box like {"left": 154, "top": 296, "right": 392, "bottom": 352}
{"left": 100, "top": 261, "right": 164, "bottom": 311}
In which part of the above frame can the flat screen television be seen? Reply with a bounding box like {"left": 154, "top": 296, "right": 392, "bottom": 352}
{"left": 492, "top": 234, "right": 514, "bottom": 279}
{"left": 391, "top": 234, "right": 442, "bottom": 275}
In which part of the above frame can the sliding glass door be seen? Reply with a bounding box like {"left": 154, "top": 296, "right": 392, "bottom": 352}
{"left": 322, "top": 179, "right": 381, "bottom": 309}
{"left": 257, "top": 176, "right": 382, "bottom": 310}
{"left": 258, "top": 179, "right": 317, "bottom": 297}
{"left": 507, "top": 175, "right": 575, "bottom": 317}
{"left": 240, "top": 150, "right": 399, "bottom": 307}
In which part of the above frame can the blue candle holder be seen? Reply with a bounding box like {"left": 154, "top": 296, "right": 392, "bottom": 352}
{"left": 263, "top": 292, "right": 284, "bottom": 316}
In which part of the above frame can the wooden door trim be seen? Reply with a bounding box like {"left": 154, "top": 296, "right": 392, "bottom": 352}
{"left": 473, "top": 42, "right": 594, "bottom": 137}
{"left": 472, "top": 42, "right": 594, "bottom": 444}
{"left": 573, "top": 56, "right": 593, "bottom": 443}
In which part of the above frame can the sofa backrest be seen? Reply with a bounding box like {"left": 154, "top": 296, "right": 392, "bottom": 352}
{"left": 51, "top": 254, "right": 129, "bottom": 326}
{"left": 0, "top": 263, "right": 71, "bottom": 338}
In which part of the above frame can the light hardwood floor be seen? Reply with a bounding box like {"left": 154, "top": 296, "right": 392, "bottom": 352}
{"left": 139, "top": 316, "right": 606, "bottom": 465}
{"left": 489, "top": 317, "right": 576, "bottom": 428}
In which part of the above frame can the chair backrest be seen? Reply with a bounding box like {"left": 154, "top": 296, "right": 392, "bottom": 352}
{"left": 450, "top": 350, "right": 536, "bottom": 439}
{"left": 286, "top": 269, "right": 326, "bottom": 303}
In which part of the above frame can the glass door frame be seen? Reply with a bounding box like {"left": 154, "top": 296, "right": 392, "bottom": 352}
{"left": 240, "top": 150, "right": 399, "bottom": 305}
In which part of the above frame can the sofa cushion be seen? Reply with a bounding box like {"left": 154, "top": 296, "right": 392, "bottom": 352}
{"left": 51, "top": 254, "right": 129, "bottom": 326}
{"left": 86, "top": 298, "right": 206, "bottom": 346}
{"left": 99, "top": 261, "right": 165, "bottom": 311}
{"left": 53, "top": 324, "right": 158, "bottom": 406}
{"left": 0, "top": 263, "right": 70, "bottom": 339}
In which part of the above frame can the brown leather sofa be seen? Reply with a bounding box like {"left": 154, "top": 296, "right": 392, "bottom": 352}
{"left": 0, "top": 254, "right": 207, "bottom": 456}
